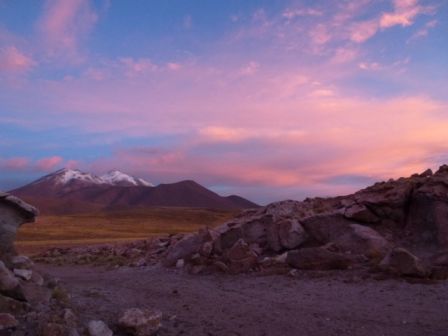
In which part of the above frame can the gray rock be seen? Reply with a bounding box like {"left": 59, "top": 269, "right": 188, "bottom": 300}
{"left": 380, "top": 247, "right": 428, "bottom": 277}
{"left": 118, "top": 308, "right": 162, "bottom": 336}
{"left": 14, "top": 269, "right": 33, "bottom": 281}
{"left": 87, "top": 320, "right": 113, "bottom": 336}
{"left": 333, "top": 224, "right": 390, "bottom": 258}
{"left": 0, "top": 261, "right": 19, "bottom": 291}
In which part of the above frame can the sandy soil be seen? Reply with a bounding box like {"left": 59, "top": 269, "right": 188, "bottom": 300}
{"left": 38, "top": 264, "right": 448, "bottom": 336}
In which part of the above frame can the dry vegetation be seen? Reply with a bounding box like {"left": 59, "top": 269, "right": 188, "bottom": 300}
{"left": 16, "top": 207, "right": 236, "bottom": 255}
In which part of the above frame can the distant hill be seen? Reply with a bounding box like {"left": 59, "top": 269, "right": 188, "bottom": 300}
{"left": 10, "top": 168, "right": 259, "bottom": 214}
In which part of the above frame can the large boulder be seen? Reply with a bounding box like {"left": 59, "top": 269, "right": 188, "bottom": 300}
{"left": 301, "top": 214, "right": 352, "bottom": 244}
{"left": 0, "top": 313, "right": 18, "bottom": 331}
{"left": 406, "top": 190, "right": 448, "bottom": 248}
{"left": 0, "top": 192, "right": 38, "bottom": 260}
{"left": 118, "top": 308, "right": 162, "bottom": 336}
{"left": 379, "top": 247, "right": 428, "bottom": 277}
{"left": 267, "top": 218, "right": 307, "bottom": 251}
{"left": 163, "top": 229, "right": 212, "bottom": 266}
{"left": 286, "top": 247, "right": 355, "bottom": 270}
{"left": 332, "top": 224, "right": 390, "bottom": 258}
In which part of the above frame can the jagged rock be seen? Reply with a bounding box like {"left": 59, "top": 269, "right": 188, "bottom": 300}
{"left": 406, "top": 189, "right": 448, "bottom": 248}
{"left": 241, "top": 215, "right": 272, "bottom": 244}
{"left": 213, "top": 227, "right": 243, "bottom": 252}
{"left": 301, "top": 214, "right": 352, "bottom": 243}
{"left": 344, "top": 203, "right": 379, "bottom": 223}
{"left": 118, "top": 308, "right": 162, "bottom": 336}
{"left": 225, "top": 239, "right": 258, "bottom": 274}
{"left": 87, "top": 320, "right": 113, "bottom": 336}
{"left": 332, "top": 224, "right": 390, "bottom": 258}
{"left": 420, "top": 168, "right": 433, "bottom": 177}
{"left": 14, "top": 269, "right": 33, "bottom": 281}
{"left": 379, "top": 247, "right": 428, "bottom": 277}
{"left": 163, "top": 229, "right": 211, "bottom": 266}
{"left": 267, "top": 218, "right": 307, "bottom": 251}
{"left": 286, "top": 247, "right": 355, "bottom": 270}
{"left": 0, "top": 313, "right": 18, "bottom": 330}
{"left": 278, "top": 218, "right": 308, "bottom": 250}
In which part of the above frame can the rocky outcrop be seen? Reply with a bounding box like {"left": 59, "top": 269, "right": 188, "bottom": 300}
{"left": 0, "top": 192, "right": 38, "bottom": 262}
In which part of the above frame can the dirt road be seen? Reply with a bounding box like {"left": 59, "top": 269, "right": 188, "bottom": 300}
{"left": 38, "top": 264, "right": 448, "bottom": 336}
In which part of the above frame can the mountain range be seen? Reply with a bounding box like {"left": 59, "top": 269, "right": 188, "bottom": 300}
{"left": 9, "top": 168, "right": 258, "bottom": 214}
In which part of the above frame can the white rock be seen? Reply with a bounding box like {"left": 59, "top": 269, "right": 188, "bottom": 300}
{"left": 87, "top": 320, "right": 113, "bottom": 336}
{"left": 13, "top": 269, "right": 33, "bottom": 281}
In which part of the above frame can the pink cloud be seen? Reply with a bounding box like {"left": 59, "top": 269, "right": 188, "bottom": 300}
{"left": 380, "top": 0, "right": 433, "bottom": 28}
{"left": 350, "top": 20, "right": 379, "bottom": 43}
{"left": 35, "top": 156, "right": 64, "bottom": 171}
{"left": 0, "top": 157, "right": 30, "bottom": 170}
{"left": 0, "top": 46, "right": 35, "bottom": 72}
{"left": 38, "top": 0, "right": 98, "bottom": 62}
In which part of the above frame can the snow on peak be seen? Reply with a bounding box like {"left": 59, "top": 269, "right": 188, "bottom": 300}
{"left": 37, "top": 168, "right": 153, "bottom": 187}
{"left": 55, "top": 169, "right": 105, "bottom": 185}
{"left": 100, "top": 170, "right": 154, "bottom": 187}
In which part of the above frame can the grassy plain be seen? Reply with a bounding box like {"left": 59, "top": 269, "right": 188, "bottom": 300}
{"left": 15, "top": 207, "right": 236, "bottom": 255}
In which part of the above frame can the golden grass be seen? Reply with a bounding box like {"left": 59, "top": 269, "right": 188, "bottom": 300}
{"left": 16, "top": 207, "right": 236, "bottom": 255}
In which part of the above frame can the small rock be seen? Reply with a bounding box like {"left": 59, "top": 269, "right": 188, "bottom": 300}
{"left": 175, "top": 259, "right": 184, "bottom": 268}
{"left": 0, "top": 261, "right": 19, "bottom": 291}
{"left": 87, "top": 320, "right": 113, "bottom": 336}
{"left": 10, "top": 256, "right": 33, "bottom": 269}
{"left": 379, "top": 247, "right": 428, "bottom": 277}
{"left": 14, "top": 269, "right": 33, "bottom": 281}
{"left": 0, "top": 313, "right": 18, "bottom": 330}
{"left": 118, "top": 308, "right": 162, "bottom": 336}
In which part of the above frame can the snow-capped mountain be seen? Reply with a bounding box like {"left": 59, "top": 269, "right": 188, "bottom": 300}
{"left": 100, "top": 170, "right": 154, "bottom": 187}
{"left": 9, "top": 168, "right": 259, "bottom": 214}
{"left": 30, "top": 168, "right": 153, "bottom": 188}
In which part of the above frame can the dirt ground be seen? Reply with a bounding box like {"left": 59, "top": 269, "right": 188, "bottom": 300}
{"left": 38, "top": 264, "right": 448, "bottom": 336}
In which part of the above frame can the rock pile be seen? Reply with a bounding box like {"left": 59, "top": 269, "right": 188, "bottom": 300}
{"left": 161, "top": 165, "right": 448, "bottom": 278}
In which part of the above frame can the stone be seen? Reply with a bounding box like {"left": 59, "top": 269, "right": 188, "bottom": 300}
{"left": 241, "top": 215, "right": 273, "bottom": 244}
{"left": 14, "top": 269, "right": 33, "bottom": 281}
{"left": 286, "top": 247, "right": 355, "bottom": 270}
{"left": 406, "top": 192, "right": 448, "bottom": 248}
{"left": 118, "top": 308, "right": 162, "bottom": 336}
{"left": 379, "top": 247, "right": 428, "bottom": 277}
{"left": 0, "top": 192, "right": 38, "bottom": 259}
{"left": 332, "top": 224, "right": 390, "bottom": 258}
{"left": 175, "top": 259, "right": 184, "bottom": 268}
{"left": 214, "top": 227, "right": 243, "bottom": 252}
{"left": 0, "top": 294, "right": 29, "bottom": 314}
{"left": 0, "top": 261, "right": 19, "bottom": 291}
{"left": 278, "top": 218, "right": 308, "bottom": 250}
{"left": 225, "top": 239, "right": 258, "bottom": 274}
{"left": 87, "top": 320, "right": 113, "bottom": 336}
{"left": 0, "top": 313, "right": 18, "bottom": 330}
{"left": 344, "top": 203, "right": 379, "bottom": 223}
{"left": 11, "top": 255, "right": 33, "bottom": 269}
{"left": 301, "top": 214, "right": 352, "bottom": 244}
{"left": 163, "top": 230, "right": 210, "bottom": 266}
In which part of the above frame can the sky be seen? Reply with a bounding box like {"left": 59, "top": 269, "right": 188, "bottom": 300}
{"left": 0, "top": 0, "right": 447, "bottom": 204}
